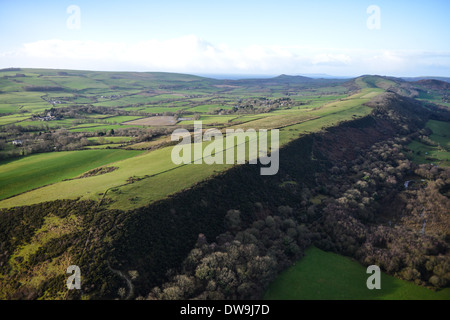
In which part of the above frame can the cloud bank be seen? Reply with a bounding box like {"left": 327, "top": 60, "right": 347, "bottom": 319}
{"left": 1, "top": 35, "right": 449, "bottom": 76}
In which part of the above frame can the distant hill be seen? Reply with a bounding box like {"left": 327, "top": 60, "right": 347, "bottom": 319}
{"left": 272, "top": 74, "right": 313, "bottom": 82}
{"left": 412, "top": 79, "right": 450, "bottom": 90}
{"left": 350, "top": 75, "right": 400, "bottom": 90}
{"left": 402, "top": 76, "right": 450, "bottom": 83}
{"left": 299, "top": 73, "right": 353, "bottom": 79}
{"left": 226, "top": 74, "right": 348, "bottom": 87}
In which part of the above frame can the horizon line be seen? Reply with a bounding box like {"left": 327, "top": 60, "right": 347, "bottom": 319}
{"left": 1, "top": 66, "right": 449, "bottom": 81}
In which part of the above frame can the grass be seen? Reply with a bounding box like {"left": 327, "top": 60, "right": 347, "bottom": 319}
{"left": 101, "top": 115, "right": 143, "bottom": 123}
{"left": 108, "top": 160, "right": 233, "bottom": 210}
{"left": 186, "top": 104, "right": 233, "bottom": 113}
{"left": 407, "top": 141, "right": 449, "bottom": 167}
{"left": 407, "top": 120, "right": 450, "bottom": 167}
{"left": 141, "top": 94, "right": 187, "bottom": 102}
{"left": 264, "top": 246, "right": 450, "bottom": 300}
{"left": 124, "top": 106, "right": 187, "bottom": 114}
{"left": 278, "top": 99, "right": 374, "bottom": 145}
{"left": 0, "top": 114, "right": 31, "bottom": 126}
{"left": 0, "top": 149, "right": 143, "bottom": 200}
{"left": 0, "top": 131, "right": 270, "bottom": 209}
{"left": 84, "top": 143, "right": 123, "bottom": 149}
{"left": 87, "top": 136, "right": 132, "bottom": 143}
{"left": 0, "top": 91, "right": 44, "bottom": 104}
{"left": 427, "top": 119, "right": 450, "bottom": 149}
{"left": 15, "top": 118, "right": 74, "bottom": 129}
{"left": 125, "top": 135, "right": 170, "bottom": 150}
{"left": 93, "top": 95, "right": 152, "bottom": 107}
{"left": 355, "top": 76, "right": 396, "bottom": 90}
{"left": 0, "top": 105, "right": 22, "bottom": 114}
{"left": 69, "top": 124, "right": 137, "bottom": 132}
{"left": 0, "top": 147, "right": 179, "bottom": 207}
{"left": 417, "top": 90, "right": 450, "bottom": 107}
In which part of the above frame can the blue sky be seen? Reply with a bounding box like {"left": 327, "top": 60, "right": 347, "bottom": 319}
{"left": 1, "top": 0, "right": 449, "bottom": 76}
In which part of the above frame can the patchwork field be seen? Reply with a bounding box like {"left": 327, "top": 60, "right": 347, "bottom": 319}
{"left": 0, "top": 71, "right": 440, "bottom": 212}
{"left": 0, "top": 86, "right": 378, "bottom": 210}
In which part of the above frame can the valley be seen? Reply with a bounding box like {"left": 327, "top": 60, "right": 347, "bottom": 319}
{"left": 0, "top": 68, "right": 448, "bottom": 300}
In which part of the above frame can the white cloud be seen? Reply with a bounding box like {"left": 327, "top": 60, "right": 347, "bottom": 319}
{"left": 1, "top": 35, "right": 450, "bottom": 76}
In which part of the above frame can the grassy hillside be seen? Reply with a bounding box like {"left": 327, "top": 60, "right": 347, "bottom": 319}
{"left": 0, "top": 149, "right": 143, "bottom": 200}
{"left": 354, "top": 75, "right": 397, "bottom": 90}
{"left": 1, "top": 70, "right": 448, "bottom": 300}
{"left": 264, "top": 247, "right": 450, "bottom": 300}
{"left": 0, "top": 87, "right": 379, "bottom": 210}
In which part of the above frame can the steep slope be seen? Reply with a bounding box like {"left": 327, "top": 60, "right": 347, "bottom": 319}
{"left": 1, "top": 71, "right": 448, "bottom": 300}
{"left": 2, "top": 88, "right": 447, "bottom": 299}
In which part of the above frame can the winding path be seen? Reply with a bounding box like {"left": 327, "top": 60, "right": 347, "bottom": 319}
{"left": 107, "top": 261, "right": 134, "bottom": 300}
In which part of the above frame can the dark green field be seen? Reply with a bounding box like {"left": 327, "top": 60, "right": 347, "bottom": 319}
{"left": 264, "top": 247, "right": 450, "bottom": 300}
{"left": 407, "top": 120, "right": 450, "bottom": 166}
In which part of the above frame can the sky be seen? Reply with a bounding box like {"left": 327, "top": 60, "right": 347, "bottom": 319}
{"left": 0, "top": 0, "right": 449, "bottom": 77}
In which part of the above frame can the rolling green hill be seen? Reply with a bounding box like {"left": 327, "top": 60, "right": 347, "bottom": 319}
{"left": 0, "top": 69, "right": 448, "bottom": 301}
{"left": 0, "top": 88, "right": 379, "bottom": 210}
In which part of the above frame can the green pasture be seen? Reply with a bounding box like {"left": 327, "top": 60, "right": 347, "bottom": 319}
{"left": 93, "top": 94, "right": 151, "bottom": 107}
{"left": 124, "top": 106, "right": 187, "bottom": 114}
{"left": 14, "top": 118, "right": 77, "bottom": 129}
{"left": 0, "top": 149, "right": 143, "bottom": 201}
{"left": 143, "top": 94, "right": 188, "bottom": 102}
{"left": 41, "top": 75, "right": 109, "bottom": 91}
{"left": 12, "top": 77, "right": 57, "bottom": 88}
{"left": 0, "top": 91, "right": 45, "bottom": 104}
{"left": 185, "top": 104, "right": 234, "bottom": 113}
{"left": 407, "top": 141, "right": 449, "bottom": 167}
{"left": 0, "top": 114, "right": 32, "bottom": 126}
{"left": 407, "top": 120, "right": 449, "bottom": 166}
{"left": 427, "top": 119, "right": 450, "bottom": 149}
{"left": 101, "top": 116, "right": 142, "bottom": 123}
{"left": 87, "top": 136, "right": 132, "bottom": 143}
{"left": 264, "top": 247, "right": 450, "bottom": 300}
{"left": 84, "top": 144, "right": 122, "bottom": 149}
{"left": 0, "top": 105, "right": 22, "bottom": 114}
{"left": 0, "top": 146, "right": 178, "bottom": 207}
{"left": 69, "top": 124, "right": 137, "bottom": 132}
